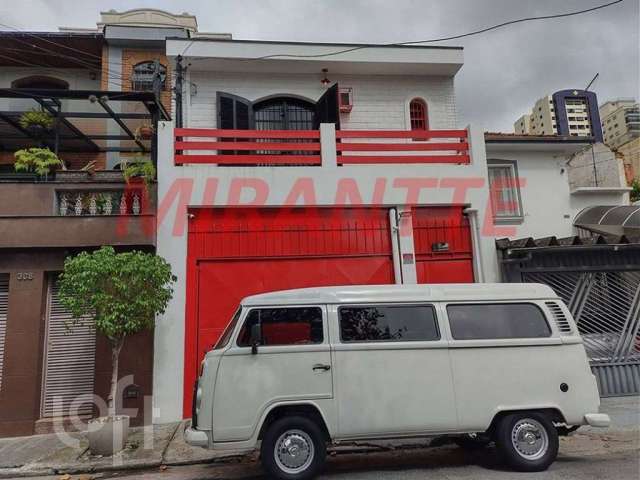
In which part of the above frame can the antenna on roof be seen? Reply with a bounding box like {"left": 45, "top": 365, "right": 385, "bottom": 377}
{"left": 585, "top": 73, "right": 599, "bottom": 91}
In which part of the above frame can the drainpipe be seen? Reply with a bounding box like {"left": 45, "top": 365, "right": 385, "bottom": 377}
{"left": 464, "top": 208, "right": 485, "bottom": 282}
{"left": 389, "top": 208, "right": 403, "bottom": 284}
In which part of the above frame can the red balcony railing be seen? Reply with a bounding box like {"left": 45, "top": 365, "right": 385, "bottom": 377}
{"left": 174, "top": 128, "right": 321, "bottom": 165}
{"left": 336, "top": 129, "right": 469, "bottom": 164}
{"left": 174, "top": 127, "right": 469, "bottom": 166}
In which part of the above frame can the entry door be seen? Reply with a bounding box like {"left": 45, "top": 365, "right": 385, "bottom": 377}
{"left": 41, "top": 277, "right": 96, "bottom": 418}
{"left": 211, "top": 306, "right": 333, "bottom": 442}
{"left": 332, "top": 303, "right": 458, "bottom": 437}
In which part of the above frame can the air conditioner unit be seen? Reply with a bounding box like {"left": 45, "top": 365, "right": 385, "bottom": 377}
{"left": 339, "top": 87, "right": 353, "bottom": 113}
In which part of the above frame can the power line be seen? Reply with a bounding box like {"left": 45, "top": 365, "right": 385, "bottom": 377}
{"left": 181, "top": 0, "right": 626, "bottom": 60}
{"left": 0, "top": 23, "right": 185, "bottom": 91}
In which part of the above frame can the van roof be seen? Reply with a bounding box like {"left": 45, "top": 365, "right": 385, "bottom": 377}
{"left": 241, "top": 283, "right": 558, "bottom": 306}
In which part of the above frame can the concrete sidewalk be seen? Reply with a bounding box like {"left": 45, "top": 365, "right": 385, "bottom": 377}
{"left": 0, "top": 397, "right": 637, "bottom": 478}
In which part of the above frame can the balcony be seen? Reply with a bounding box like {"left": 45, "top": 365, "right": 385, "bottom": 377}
{"left": 0, "top": 176, "right": 156, "bottom": 248}
{"left": 173, "top": 127, "right": 470, "bottom": 166}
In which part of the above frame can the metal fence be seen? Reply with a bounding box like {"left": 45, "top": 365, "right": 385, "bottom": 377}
{"left": 524, "top": 268, "right": 640, "bottom": 396}
{"left": 499, "top": 241, "right": 640, "bottom": 397}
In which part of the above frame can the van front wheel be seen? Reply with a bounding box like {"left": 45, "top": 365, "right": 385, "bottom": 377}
{"left": 495, "top": 412, "right": 559, "bottom": 472}
{"left": 261, "top": 416, "right": 326, "bottom": 480}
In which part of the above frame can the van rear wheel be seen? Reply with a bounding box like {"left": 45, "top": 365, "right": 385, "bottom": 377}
{"left": 495, "top": 412, "right": 558, "bottom": 472}
{"left": 261, "top": 416, "right": 326, "bottom": 480}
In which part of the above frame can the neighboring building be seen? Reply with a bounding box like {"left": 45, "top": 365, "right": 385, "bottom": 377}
{"left": 599, "top": 99, "right": 640, "bottom": 149}
{"left": 154, "top": 36, "right": 500, "bottom": 423}
{"left": 0, "top": 9, "right": 184, "bottom": 437}
{"left": 485, "top": 134, "right": 630, "bottom": 239}
{"left": 514, "top": 90, "right": 603, "bottom": 142}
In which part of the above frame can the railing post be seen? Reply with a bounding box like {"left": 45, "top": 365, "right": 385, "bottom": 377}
{"left": 320, "top": 123, "right": 337, "bottom": 168}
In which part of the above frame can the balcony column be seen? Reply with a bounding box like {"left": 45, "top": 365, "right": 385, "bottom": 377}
{"left": 320, "top": 123, "right": 337, "bottom": 168}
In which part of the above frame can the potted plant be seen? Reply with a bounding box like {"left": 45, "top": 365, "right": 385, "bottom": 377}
{"left": 19, "top": 109, "right": 54, "bottom": 137}
{"left": 57, "top": 246, "right": 176, "bottom": 456}
{"left": 134, "top": 124, "right": 154, "bottom": 141}
{"left": 14, "top": 147, "right": 62, "bottom": 180}
{"left": 122, "top": 157, "right": 156, "bottom": 187}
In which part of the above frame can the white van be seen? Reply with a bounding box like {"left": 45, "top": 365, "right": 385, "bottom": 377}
{"left": 185, "top": 284, "right": 609, "bottom": 479}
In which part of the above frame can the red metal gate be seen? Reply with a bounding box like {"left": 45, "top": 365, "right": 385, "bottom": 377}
{"left": 184, "top": 207, "right": 394, "bottom": 416}
{"left": 412, "top": 207, "right": 474, "bottom": 284}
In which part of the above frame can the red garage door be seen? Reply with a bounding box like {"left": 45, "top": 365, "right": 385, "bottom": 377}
{"left": 184, "top": 207, "right": 395, "bottom": 416}
{"left": 412, "top": 207, "right": 474, "bottom": 284}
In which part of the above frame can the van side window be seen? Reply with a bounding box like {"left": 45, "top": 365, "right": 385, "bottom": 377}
{"left": 447, "top": 303, "right": 551, "bottom": 340}
{"left": 339, "top": 305, "right": 439, "bottom": 342}
{"left": 237, "top": 307, "right": 323, "bottom": 347}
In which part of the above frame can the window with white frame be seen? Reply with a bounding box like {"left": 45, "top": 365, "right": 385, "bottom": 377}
{"left": 488, "top": 161, "right": 523, "bottom": 221}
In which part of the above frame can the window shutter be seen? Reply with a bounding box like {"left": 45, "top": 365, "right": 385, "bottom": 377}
{"left": 217, "top": 92, "right": 253, "bottom": 129}
{"left": 0, "top": 275, "right": 8, "bottom": 392}
{"left": 314, "top": 83, "right": 340, "bottom": 130}
{"left": 41, "top": 277, "right": 96, "bottom": 418}
{"left": 217, "top": 92, "right": 253, "bottom": 156}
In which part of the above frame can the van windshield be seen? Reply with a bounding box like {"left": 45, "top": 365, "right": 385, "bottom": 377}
{"left": 213, "top": 308, "right": 242, "bottom": 350}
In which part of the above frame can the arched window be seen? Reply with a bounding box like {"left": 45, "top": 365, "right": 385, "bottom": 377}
{"left": 11, "top": 76, "right": 69, "bottom": 90}
{"left": 409, "top": 98, "right": 428, "bottom": 131}
{"left": 131, "top": 61, "right": 167, "bottom": 91}
{"left": 253, "top": 97, "right": 315, "bottom": 131}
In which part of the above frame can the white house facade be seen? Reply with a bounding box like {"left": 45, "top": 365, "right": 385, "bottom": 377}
{"left": 153, "top": 38, "right": 506, "bottom": 423}
{"left": 484, "top": 134, "right": 631, "bottom": 239}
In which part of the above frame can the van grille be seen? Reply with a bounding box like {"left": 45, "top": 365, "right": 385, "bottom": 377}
{"left": 545, "top": 301, "right": 572, "bottom": 334}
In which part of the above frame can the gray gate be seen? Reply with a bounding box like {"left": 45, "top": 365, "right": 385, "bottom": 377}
{"left": 498, "top": 237, "right": 640, "bottom": 397}
{"left": 523, "top": 270, "right": 640, "bottom": 396}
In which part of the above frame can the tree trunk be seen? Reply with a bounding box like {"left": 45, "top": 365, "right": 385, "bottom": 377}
{"left": 107, "top": 337, "right": 125, "bottom": 418}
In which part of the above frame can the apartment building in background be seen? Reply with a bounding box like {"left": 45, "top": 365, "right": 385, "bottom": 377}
{"left": 514, "top": 90, "right": 603, "bottom": 142}
{"left": 600, "top": 99, "right": 640, "bottom": 148}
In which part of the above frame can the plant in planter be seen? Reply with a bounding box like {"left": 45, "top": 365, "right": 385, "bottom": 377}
{"left": 134, "top": 124, "right": 154, "bottom": 141}
{"left": 14, "top": 147, "right": 62, "bottom": 178}
{"left": 57, "top": 246, "right": 176, "bottom": 455}
{"left": 19, "top": 109, "right": 54, "bottom": 136}
{"left": 122, "top": 158, "right": 156, "bottom": 187}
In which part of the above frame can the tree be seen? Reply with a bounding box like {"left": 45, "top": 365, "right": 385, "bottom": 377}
{"left": 58, "top": 246, "right": 176, "bottom": 417}
{"left": 631, "top": 178, "right": 640, "bottom": 204}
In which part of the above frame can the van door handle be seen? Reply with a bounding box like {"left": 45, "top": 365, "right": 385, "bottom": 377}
{"left": 313, "top": 364, "right": 331, "bottom": 372}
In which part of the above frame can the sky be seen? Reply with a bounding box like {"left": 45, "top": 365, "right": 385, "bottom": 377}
{"left": 1, "top": 0, "right": 638, "bottom": 132}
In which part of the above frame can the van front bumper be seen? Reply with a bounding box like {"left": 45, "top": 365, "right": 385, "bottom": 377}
{"left": 584, "top": 413, "right": 611, "bottom": 428}
{"left": 184, "top": 426, "right": 210, "bottom": 448}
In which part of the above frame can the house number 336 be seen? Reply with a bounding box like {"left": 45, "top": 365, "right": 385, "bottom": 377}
{"left": 16, "top": 272, "right": 33, "bottom": 281}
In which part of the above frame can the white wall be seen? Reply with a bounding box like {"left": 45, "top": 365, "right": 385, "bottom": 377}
{"left": 186, "top": 71, "right": 457, "bottom": 130}
{"left": 568, "top": 143, "right": 627, "bottom": 190}
{"left": 153, "top": 121, "right": 499, "bottom": 423}
{"left": 487, "top": 147, "right": 629, "bottom": 239}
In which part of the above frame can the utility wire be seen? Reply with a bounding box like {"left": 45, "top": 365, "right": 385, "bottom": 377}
{"left": 0, "top": 22, "right": 183, "bottom": 91}
{"left": 181, "top": 0, "right": 626, "bottom": 59}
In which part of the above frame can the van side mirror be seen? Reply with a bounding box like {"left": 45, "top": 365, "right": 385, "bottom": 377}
{"left": 250, "top": 323, "right": 261, "bottom": 355}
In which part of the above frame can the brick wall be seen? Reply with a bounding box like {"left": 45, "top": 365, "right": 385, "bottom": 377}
{"left": 619, "top": 137, "right": 640, "bottom": 181}
{"left": 186, "top": 71, "right": 457, "bottom": 130}
{"left": 121, "top": 49, "right": 172, "bottom": 114}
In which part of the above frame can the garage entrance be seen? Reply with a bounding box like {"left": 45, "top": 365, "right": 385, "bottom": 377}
{"left": 184, "top": 207, "right": 395, "bottom": 415}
